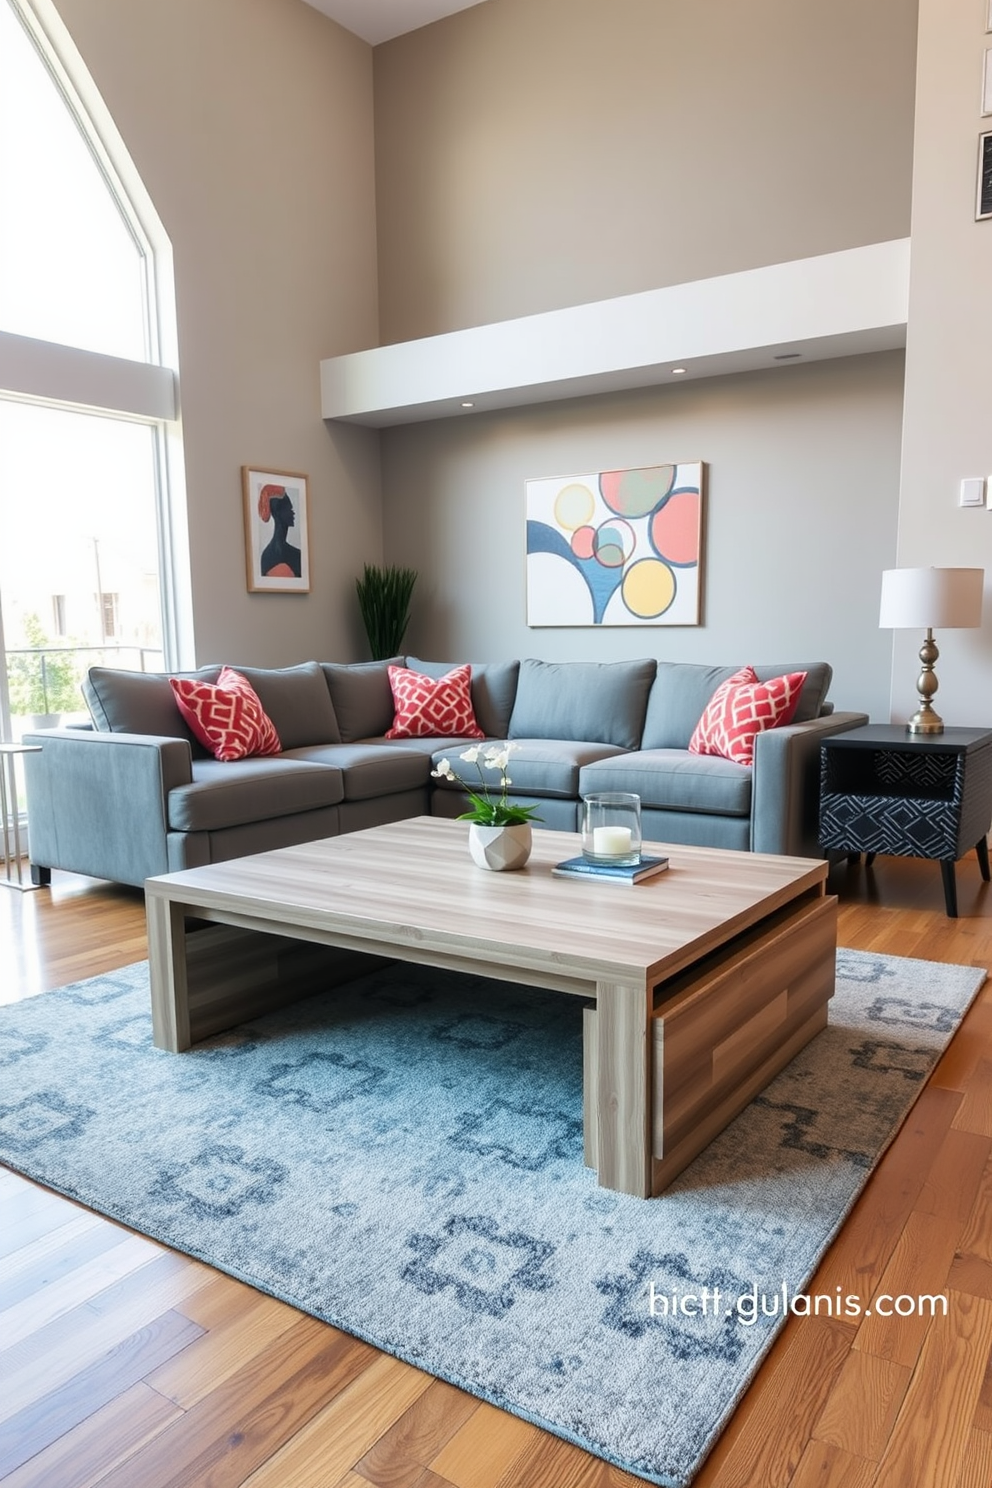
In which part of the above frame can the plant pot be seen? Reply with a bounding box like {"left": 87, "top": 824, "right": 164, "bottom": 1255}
{"left": 468, "top": 822, "right": 532, "bottom": 872}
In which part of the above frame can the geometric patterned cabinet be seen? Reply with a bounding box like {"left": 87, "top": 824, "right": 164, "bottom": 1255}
{"left": 819, "top": 725, "right": 992, "bottom": 917}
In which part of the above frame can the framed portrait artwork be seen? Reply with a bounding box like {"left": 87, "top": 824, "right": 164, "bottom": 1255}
{"left": 242, "top": 467, "right": 311, "bottom": 593}
{"left": 979, "top": 132, "right": 992, "bottom": 221}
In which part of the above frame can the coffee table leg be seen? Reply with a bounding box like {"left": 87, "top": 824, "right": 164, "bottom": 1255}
{"left": 594, "top": 978, "right": 652, "bottom": 1197}
{"left": 147, "top": 893, "right": 192, "bottom": 1052}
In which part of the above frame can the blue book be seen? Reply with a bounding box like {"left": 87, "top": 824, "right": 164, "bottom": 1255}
{"left": 551, "top": 854, "right": 670, "bottom": 884}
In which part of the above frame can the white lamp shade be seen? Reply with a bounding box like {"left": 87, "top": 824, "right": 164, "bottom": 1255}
{"left": 879, "top": 567, "right": 984, "bottom": 629}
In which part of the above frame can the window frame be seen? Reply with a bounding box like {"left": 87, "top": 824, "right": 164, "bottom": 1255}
{"left": 0, "top": 0, "right": 193, "bottom": 745}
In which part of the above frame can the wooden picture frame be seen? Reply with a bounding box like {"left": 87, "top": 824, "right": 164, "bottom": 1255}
{"left": 978, "top": 132, "right": 992, "bottom": 221}
{"left": 242, "top": 467, "right": 311, "bottom": 593}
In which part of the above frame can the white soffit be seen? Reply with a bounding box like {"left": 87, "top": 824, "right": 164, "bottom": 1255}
{"left": 300, "top": 0, "right": 488, "bottom": 46}
{"left": 320, "top": 239, "right": 911, "bottom": 428}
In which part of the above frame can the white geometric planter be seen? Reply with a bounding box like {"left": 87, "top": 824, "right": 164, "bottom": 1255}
{"left": 468, "top": 822, "right": 533, "bottom": 872}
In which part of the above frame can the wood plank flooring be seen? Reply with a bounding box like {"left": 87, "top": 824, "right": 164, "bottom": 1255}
{"left": 0, "top": 854, "right": 990, "bottom": 1487}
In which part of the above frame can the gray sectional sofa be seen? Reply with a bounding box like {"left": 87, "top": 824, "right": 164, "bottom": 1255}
{"left": 22, "top": 655, "right": 868, "bottom": 888}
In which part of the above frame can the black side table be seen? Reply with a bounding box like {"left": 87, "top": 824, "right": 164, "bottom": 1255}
{"left": 819, "top": 726, "right": 992, "bottom": 917}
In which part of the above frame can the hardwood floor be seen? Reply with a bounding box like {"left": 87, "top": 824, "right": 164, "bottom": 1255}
{"left": 1, "top": 855, "right": 990, "bottom": 1487}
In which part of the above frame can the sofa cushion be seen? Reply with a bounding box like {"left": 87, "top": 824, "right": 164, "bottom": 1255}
{"left": 507, "top": 659, "right": 656, "bottom": 750}
{"left": 385, "top": 664, "right": 485, "bottom": 740}
{"left": 170, "top": 667, "right": 282, "bottom": 762}
{"left": 320, "top": 659, "right": 404, "bottom": 743}
{"left": 752, "top": 663, "right": 831, "bottom": 724}
{"left": 281, "top": 743, "right": 431, "bottom": 801}
{"left": 688, "top": 666, "right": 807, "bottom": 766}
{"left": 227, "top": 662, "right": 341, "bottom": 748}
{"left": 641, "top": 661, "right": 832, "bottom": 750}
{"left": 579, "top": 750, "right": 753, "bottom": 817}
{"left": 83, "top": 665, "right": 222, "bottom": 751}
{"left": 406, "top": 657, "right": 520, "bottom": 738}
{"left": 168, "top": 756, "right": 344, "bottom": 833}
{"left": 432, "top": 739, "right": 627, "bottom": 799}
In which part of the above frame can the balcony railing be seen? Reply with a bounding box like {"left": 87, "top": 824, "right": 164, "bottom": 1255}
{"left": 5, "top": 644, "right": 164, "bottom": 726}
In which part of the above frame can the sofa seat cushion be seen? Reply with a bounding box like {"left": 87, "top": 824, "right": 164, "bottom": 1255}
{"left": 579, "top": 750, "right": 753, "bottom": 817}
{"left": 432, "top": 739, "right": 627, "bottom": 800}
{"left": 508, "top": 659, "right": 656, "bottom": 750}
{"left": 169, "top": 757, "right": 345, "bottom": 833}
{"left": 281, "top": 743, "right": 431, "bottom": 801}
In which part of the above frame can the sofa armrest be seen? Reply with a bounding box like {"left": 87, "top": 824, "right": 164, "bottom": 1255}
{"left": 23, "top": 729, "right": 193, "bottom": 887}
{"left": 751, "top": 711, "right": 869, "bottom": 858}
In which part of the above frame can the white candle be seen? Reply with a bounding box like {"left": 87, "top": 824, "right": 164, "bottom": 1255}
{"left": 593, "top": 825, "right": 632, "bottom": 856}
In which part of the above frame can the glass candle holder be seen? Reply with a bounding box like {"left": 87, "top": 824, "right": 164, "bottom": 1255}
{"left": 580, "top": 791, "right": 642, "bottom": 866}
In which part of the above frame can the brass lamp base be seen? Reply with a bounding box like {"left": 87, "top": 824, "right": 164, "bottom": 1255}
{"left": 906, "top": 627, "right": 944, "bottom": 735}
{"left": 906, "top": 706, "right": 944, "bottom": 735}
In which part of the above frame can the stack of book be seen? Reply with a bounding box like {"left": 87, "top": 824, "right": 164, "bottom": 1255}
{"left": 551, "top": 854, "right": 669, "bottom": 885}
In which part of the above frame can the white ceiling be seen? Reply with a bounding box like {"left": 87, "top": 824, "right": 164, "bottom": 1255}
{"left": 301, "top": 0, "right": 488, "bottom": 46}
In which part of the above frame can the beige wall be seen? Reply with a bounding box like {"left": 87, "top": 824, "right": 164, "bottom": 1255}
{"left": 892, "top": 0, "right": 992, "bottom": 727}
{"left": 373, "top": 0, "right": 918, "bottom": 343}
{"left": 53, "top": 0, "right": 382, "bottom": 666}
{"left": 383, "top": 352, "right": 905, "bottom": 721}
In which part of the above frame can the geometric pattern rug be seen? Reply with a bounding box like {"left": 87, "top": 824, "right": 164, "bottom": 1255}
{"left": 0, "top": 949, "right": 984, "bottom": 1487}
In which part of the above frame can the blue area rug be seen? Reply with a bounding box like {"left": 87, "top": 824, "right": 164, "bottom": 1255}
{"left": 0, "top": 950, "right": 984, "bottom": 1486}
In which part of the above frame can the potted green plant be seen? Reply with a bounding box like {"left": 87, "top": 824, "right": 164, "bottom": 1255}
{"left": 355, "top": 563, "right": 418, "bottom": 660}
{"left": 432, "top": 744, "right": 541, "bottom": 870}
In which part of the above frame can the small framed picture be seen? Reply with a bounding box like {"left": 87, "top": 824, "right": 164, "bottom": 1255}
{"left": 987, "top": 0, "right": 992, "bottom": 32}
{"left": 984, "top": 49, "right": 992, "bottom": 116}
{"left": 242, "top": 467, "right": 311, "bottom": 593}
{"left": 979, "top": 132, "right": 992, "bottom": 221}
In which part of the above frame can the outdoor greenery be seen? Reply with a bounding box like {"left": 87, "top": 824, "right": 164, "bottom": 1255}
{"left": 355, "top": 563, "right": 418, "bottom": 660}
{"left": 7, "top": 613, "right": 83, "bottom": 718}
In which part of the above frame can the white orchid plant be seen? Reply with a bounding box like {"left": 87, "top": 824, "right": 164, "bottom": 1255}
{"left": 431, "top": 743, "right": 541, "bottom": 827}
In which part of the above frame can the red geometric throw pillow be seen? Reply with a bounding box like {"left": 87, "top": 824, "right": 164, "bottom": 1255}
{"left": 385, "top": 664, "right": 485, "bottom": 740}
{"left": 170, "top": 666, "right": 282, "bottom": 762}
{"left": 688, "top": 665, "right": 807, "bottom": 767}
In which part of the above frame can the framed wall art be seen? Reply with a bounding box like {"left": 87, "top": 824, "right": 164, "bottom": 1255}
{"left": 242, "top": 466, "right": 311, "bottom": 593}
{"left": 978, "top": 131, "right": 992, "bottom": 221}
{"left": 525, "top": 461, "right": 704, "bottom": 627}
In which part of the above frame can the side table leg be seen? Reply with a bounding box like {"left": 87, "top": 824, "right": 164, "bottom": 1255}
{"left": 940, "top": 860, "right": 959, "bottom": 919}
{"left": 976, "top": 836, "right": 990, "bottom": 883}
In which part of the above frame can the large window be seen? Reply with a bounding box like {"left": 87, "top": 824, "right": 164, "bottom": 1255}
{"left": 0, "top": 0, "right": 188, "bottom": 763}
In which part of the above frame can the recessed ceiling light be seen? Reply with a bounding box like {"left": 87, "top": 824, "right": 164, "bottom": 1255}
{"left": 461, "top": 400, "right": 475, "bottom": 408}
{"left": 671, "top": 367, "right": 687, "bottom": 376}
{"left": 773, "top": 352, "right": 802, "bottom": 361}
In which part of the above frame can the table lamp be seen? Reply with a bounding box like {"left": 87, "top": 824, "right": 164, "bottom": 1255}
{"left": 878, "top": 566, "right": 984, "bottom": 734}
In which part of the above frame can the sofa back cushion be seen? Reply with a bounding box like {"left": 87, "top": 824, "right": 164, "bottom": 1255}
{"left": 405, "top": 657, "right": 520, "bottom": 738}
{"left": 320, "top": 658, "right": 404, "bottom": 742}
{"left": 507, "top": 659, "right": 656, "bottom": 750}
{"left": 228, "top": 662, "right": 341, "bottom": 748}
{"left": 83, "top": 666, "right": 222, "bottom": 753}
{"left": 641, "top": 661, "right": 833, "bottom": 750}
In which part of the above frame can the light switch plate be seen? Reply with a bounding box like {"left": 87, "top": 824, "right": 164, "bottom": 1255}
{"left": 960, "top": 477, "right": 986, "bottom": 507}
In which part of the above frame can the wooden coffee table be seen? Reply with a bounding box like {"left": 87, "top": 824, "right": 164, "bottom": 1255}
{"left": 144, "top": 817, "right": 836, "bottom": 1198}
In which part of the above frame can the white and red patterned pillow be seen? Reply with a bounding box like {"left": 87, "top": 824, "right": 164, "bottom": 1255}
{"left": 170, "top": 666, "right": 282, "bottom": 762}
{"left": 688, "top": 666, "right": 807, "bottom": 766}
{"left": 385, "top": 664, "right": 485, "bottom": 740}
